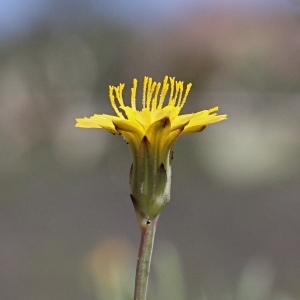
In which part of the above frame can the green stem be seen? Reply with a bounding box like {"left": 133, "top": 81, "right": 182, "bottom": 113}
{"left": 134, "top": 215, "right": 159, "bottom": 300}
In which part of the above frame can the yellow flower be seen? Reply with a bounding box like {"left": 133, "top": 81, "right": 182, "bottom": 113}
{"left": 76, "top": 76, "right": 227, "bottom": 221}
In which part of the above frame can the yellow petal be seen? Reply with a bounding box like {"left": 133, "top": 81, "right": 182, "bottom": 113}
{"left": 75, "top": 115, "right": 118, "bottom": 133}
{"left": 112, "top": 119, "right": 145, "bottom": 152}
{"left": 171, "top": 113, "right": 193, "bottom": 131}
{"left": 121, "top": 106, "right": 152, "bottom": 130}
{"left": 183, "top": 114, "right": 227, "bottom": 134}
{"left": 112, "top": 118, "right": 145, "bottom": 136}
{"left": 145, "top": 117, "right": 171, "bottom": 144}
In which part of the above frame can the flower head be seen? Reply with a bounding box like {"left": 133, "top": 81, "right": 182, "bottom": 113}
{"left": 76, "top": 76, "right": 227, "bottom": 221}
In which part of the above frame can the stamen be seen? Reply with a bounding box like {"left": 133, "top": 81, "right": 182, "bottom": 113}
{"left": 131, "top": 79, "right": 137, "bottom": 110}
{"left": 172, "top": 81, "right": 180, "bottom": 106}
{"left": 157, "top": 76, "right": 169, "bottom": 109}
{"left": 142, "top": 77, "right": 148, "bottom": 109}
{"left": 109, "top": 86, "right": 124, "bottom": 118}
{"left": 176, "top": 81, "right": 184, "bottom": 107}
{"left": 109, "top": 76, "right": 191, "bottom": 117}
{"left": 146, "top": 77, "right": 153, "bottom": 109}
{"left": 168, "top": 77, "right": 175, "bottom": 106}
{"left": 151, "top": 82, "right": 161, "bottom": 111}
{"left": 179, "top": 83, "right": 192, "bottom": 109}
{"left": 116, "top": 84, "right": 125, "bottom": 107}
{"left": 150, "top": 82, "right": 157, "bottom": 111}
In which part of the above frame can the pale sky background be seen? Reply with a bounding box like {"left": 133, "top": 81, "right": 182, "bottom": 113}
{"left": 0, "top": 0, "right": 297, "bottom": 40}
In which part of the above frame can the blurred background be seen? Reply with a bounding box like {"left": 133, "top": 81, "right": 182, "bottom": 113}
{"left": 1, "top": 0, "right": 300, "bottom": 299}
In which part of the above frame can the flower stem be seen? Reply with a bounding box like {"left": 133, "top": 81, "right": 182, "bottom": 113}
{"left": 134, "top": 215, "right": 159, "bottom": 300}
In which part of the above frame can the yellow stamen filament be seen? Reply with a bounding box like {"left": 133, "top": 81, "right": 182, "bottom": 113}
{"left": 149, "top": 82, "right": 157, "bottom": 111}
{"left": 151, "top": 82, "right": 161, "bottom": 111}
{"left": 131, "top": 79, "right": 137, "bottom": 110}
{"left": 116, "top": 84, "right": 125, "bottom": 107}
{"left": 146, "top": 77, "right": 153, "bottom": 109}
{"left": 168, "top": 77, "right": 175, "bottom": 106}
{"left": 109, "top": 76, "right": 193, "bottom": 116}
{"left": 177, "top": 82, "right": 184, "bottom": 107}
{"left": 109, "top": 86, "right": 124, "bottom": 118}
{"left": 157, "top": 76, "right": 169, "bottom": 109}
{"left": 142, "top": 77, "right": 148, "bottom": 109}
{"left": 180, "top": 83, "right": 192, "bottom": 109}
{"left": 171, "top": 81, "right": 180, "bottom": 106}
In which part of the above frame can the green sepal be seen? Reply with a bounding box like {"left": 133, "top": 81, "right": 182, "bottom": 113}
{"left": 130, "top": 118, "right": 173, "bottom": 220}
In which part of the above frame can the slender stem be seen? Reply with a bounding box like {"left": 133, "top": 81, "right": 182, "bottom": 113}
{"left": 134, "top": 215, "right": 159, "bottom": 300}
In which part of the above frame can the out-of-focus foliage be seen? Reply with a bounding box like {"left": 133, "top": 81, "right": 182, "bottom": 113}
{"left": 85, "top": 239, "right": 297, "bottom": 300}
{"left": 84, "top": 238, "right": 135, "bottom": 300}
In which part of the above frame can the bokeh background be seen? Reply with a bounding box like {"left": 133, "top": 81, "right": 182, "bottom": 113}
{"left": 1, "top": 0, "right": 300, "bottom": 299}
